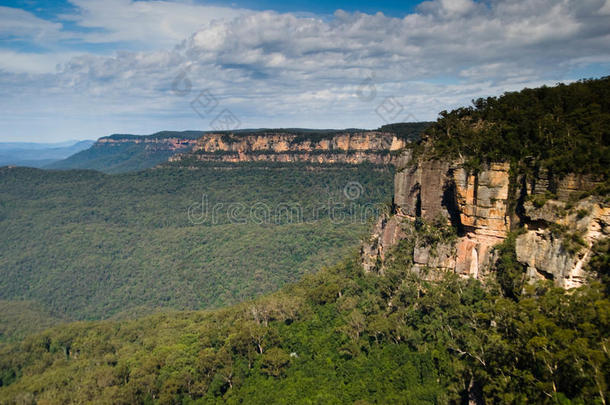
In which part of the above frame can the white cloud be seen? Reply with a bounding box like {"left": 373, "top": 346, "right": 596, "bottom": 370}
{"left": 63, "top": 0, "right": 249, "bottom": 48}
{"left": 1, "top": 0, "right": 610, "bottom": 141}
{"left": 0, "top": 1, "right": 249, "bottom": 74}
{"left": 417, "top": 0, "right": 478, "bottom": 17}
{"left": 0, "top": 6, "right": 65, "bottom": 43}
{"left": 0, "top": 50, "right": 81, "bottom": 74}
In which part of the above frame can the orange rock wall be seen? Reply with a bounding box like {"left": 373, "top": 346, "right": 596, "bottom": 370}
{"left": 362, "top": 150, "right": 607, "bottom": 288}
{"left": 170, "top": 132, "right": 406, "bottom": 165}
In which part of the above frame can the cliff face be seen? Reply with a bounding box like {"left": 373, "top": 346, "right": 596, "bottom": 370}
{"left": 362, "top": 151, "right": 608, "bottom": 288}
{"left": 97, "top": 136, "right": 198, "bottom": 151}
{"left": 169, "top": 132, "right": 406, "bottom": 165}
{"left": 516, "top": 196, "right": 609, "bottom": 288}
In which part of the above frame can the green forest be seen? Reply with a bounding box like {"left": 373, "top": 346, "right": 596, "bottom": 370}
{"left": 46, "top": 141, "right": 185, "bottom": 173}
{"left": 0, "top": 165, "right": 392, "bottom": 333}
{"left": 0, "top": 230, "right": 607, "bottom": 403}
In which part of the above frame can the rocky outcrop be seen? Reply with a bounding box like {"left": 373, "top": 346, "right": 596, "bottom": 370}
{"left": 525, "top": 168, "right": 603, "bottom": 202}
{"left": 453, "top": 163, "right": 512, "bottom": 237}
{"left": 394, "top": 152, "right": 452, "bottom": 219}
{"left": 169, "top": 132, "right": 406, "bottom": 165}
{"left": 378, "top": 154, "right": 511, "bottom": 279}
{"left": 393, "top": 154, "right": 512, "bottom": 234}
{"left": 362, "top": 150, "right": 608, "bottom": 288}
{"left": 516, "top": 197, "right": 610, "bottom": 288}
{"left": 362, "top": 215, "right": 406, "bottom": 273}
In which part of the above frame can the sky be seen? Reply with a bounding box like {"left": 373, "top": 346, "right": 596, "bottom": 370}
{"left": 1, "top": 0, "right": 609, "bottom": 142}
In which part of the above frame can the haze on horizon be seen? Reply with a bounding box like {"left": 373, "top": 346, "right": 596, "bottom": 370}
{"left": 1, "top": 0, "right": 609, "bottom": 142}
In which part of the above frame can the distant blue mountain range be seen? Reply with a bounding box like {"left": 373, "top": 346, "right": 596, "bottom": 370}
{"left": 0, "top": 140, "right": 95, "bottom": 168}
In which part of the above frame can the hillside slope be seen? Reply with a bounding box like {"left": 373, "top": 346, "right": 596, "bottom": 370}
{"left": 0, "top": 165, "right": 392, "bottom": 324}
{"left": 46, "top": 131, "right": 203, "bottom": 173}
{"left": 0, "top": 254, "right": 607, "bottom": 403}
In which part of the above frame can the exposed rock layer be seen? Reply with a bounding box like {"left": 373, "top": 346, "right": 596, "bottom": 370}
{"left": 362, "top": 151, "right": 608, "bottom": 288}
{"left": 516, "top": 198, "right": 610, "bottom": 288}
{"left": 169, "top": 132, "right": 405, "bottom": 165}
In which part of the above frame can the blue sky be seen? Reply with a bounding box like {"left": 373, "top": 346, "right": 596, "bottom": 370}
{"left": 1, "top": 0, "right": 609, "bottom": 141}
{"left": 2, "top": 0, "right": 423, "bottom": 19}
{"left": 206, "top": 0, "right": 422, "bottom": 16}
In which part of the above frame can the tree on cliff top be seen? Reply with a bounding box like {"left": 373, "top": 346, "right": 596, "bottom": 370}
{"left": 422, "top": 76, "right": 610, "bottom": 181}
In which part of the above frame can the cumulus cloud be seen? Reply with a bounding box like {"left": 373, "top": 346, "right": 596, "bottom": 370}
{"left": 1, "top": 0, "right": 610, "bottom": 141}
{"left": 0, "top": 1, "right": 248, "bottom": 74}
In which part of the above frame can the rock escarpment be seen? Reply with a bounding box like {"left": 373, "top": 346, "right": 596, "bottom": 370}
{"left": 169, "top": 132, "right": 406, "bottom": 165}
{"left": 97, "top": 135, "right": 199, "bottom": 152}
{"left": 362, "top": 151, "right": 608, "bottom": 288}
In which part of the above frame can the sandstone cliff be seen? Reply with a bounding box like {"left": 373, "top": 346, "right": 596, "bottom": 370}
{"left": 169, "top": 132, "right": 406, "bottom": 165}
{"left": 362, "top": 151, "right": 608, "bottom": 288}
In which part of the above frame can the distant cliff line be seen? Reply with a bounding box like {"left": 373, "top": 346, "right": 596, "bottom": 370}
{"left": 79, "top": 123, "right": 430, "bottom": 168}
{"left": 47, "top": 124, "right": 431, "bottom": 173}
{"left": 169, "top": 131, "right": 408, "bottom": 166}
